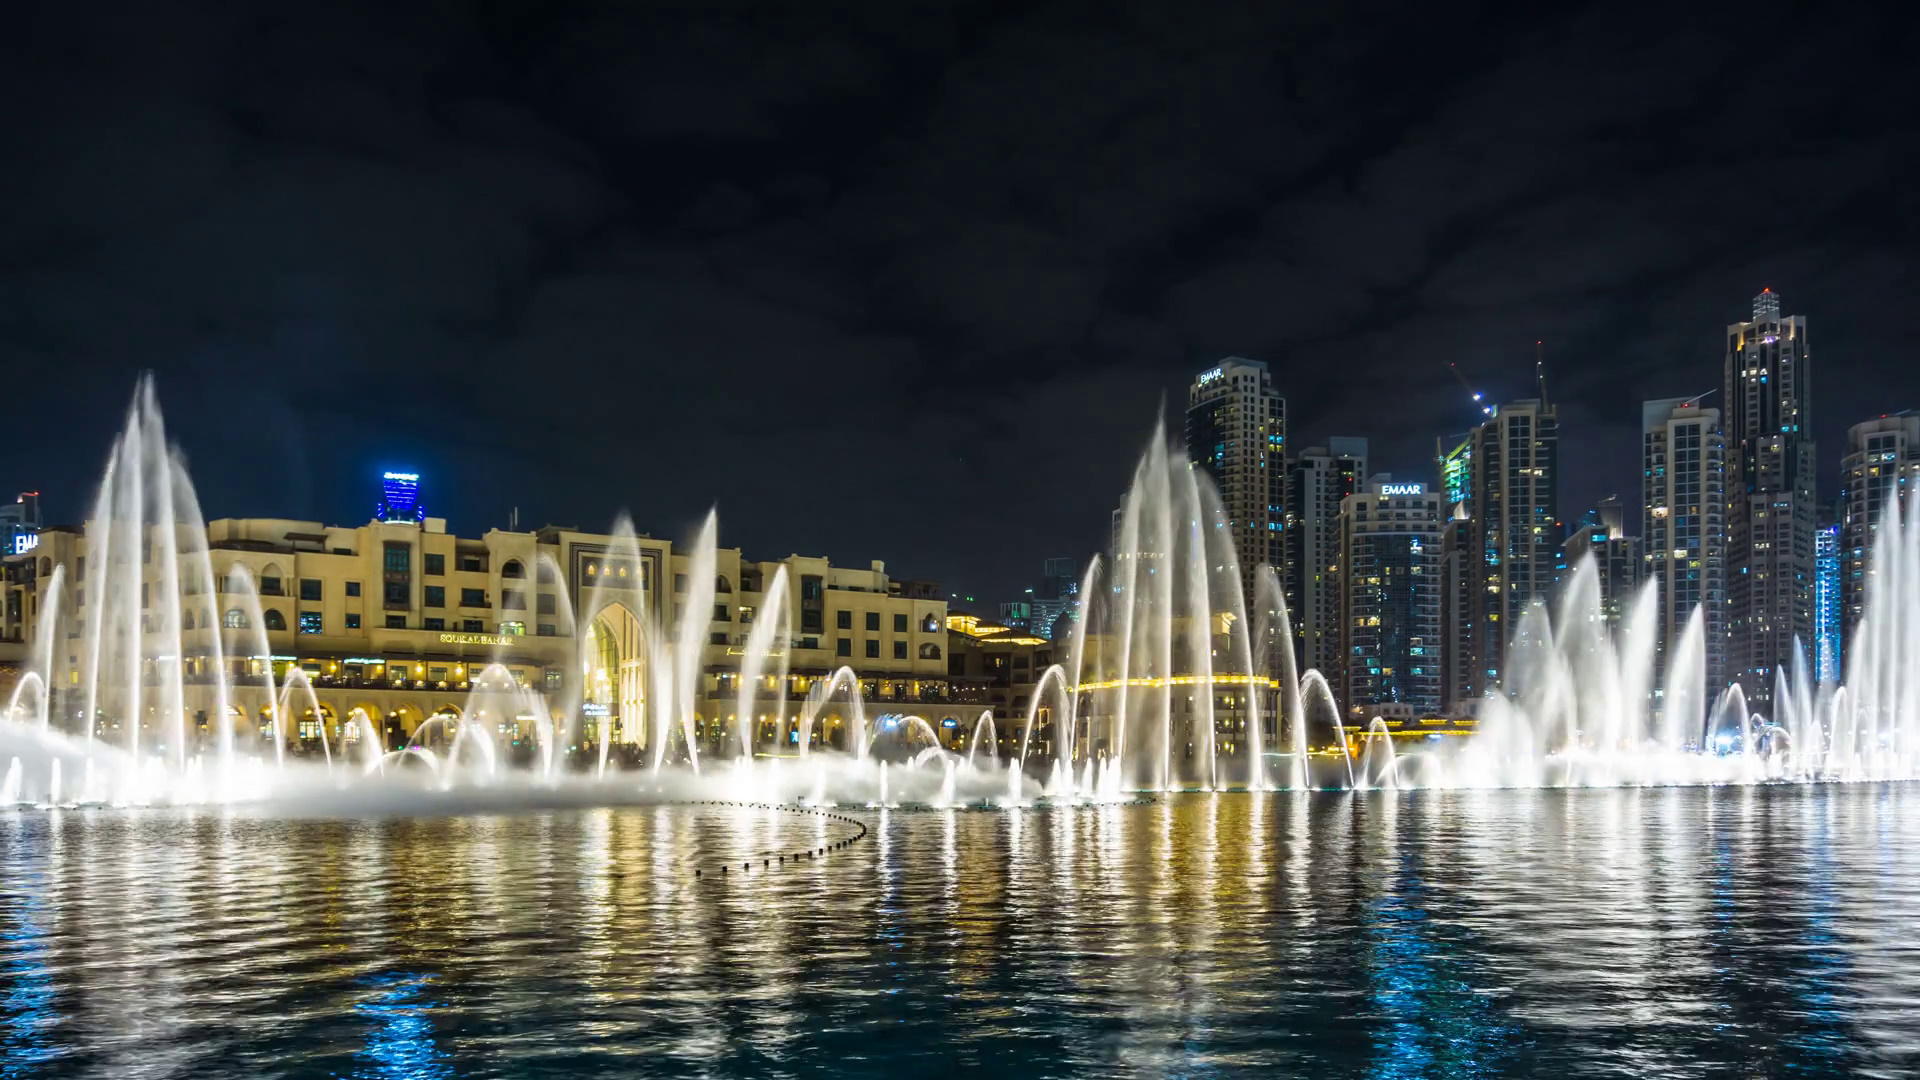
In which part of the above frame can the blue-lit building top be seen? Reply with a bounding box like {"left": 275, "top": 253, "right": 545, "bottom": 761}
{"left": 1815, "top": 523, "right": 1841, "bottom": 684}
{"left": 377, "top": 471, "right": 423, "bottom": 524}
{"left": 2, "top": 491, "right": 42, "bottom": 555}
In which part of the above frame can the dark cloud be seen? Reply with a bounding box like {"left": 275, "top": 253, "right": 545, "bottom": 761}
{"left": 3, "top": 0, "right": 1915, "bottom": 602}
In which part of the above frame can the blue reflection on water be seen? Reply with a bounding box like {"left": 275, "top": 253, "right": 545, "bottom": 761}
{"left": 1367, "top": 850, "right": 1517, "bottom": 1079}
{"left": 1785, "top": 825, "right": 1855, "bottom": 1067}
{"left": 352, "top": 972, "right": 453, "bottom": 1080}
{"left": 1, "top": 878, "right": 57, "bottom": 1080}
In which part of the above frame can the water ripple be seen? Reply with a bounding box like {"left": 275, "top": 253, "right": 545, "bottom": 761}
{"left": 4, "top": 787, "right": 1920, "bottom": 1077}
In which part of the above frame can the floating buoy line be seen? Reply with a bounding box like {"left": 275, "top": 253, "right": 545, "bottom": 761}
{"left": 686, "top": 801, "right": 868, "bottom": 879}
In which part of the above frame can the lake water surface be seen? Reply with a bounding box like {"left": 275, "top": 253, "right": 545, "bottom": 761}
{"left": 4, "top": 784, "right": 1919, "bottom": 1078}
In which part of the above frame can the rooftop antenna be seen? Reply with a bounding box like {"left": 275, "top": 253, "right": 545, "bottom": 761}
{"left": 1534, "top": 341, "right": 1549, "bottom": 406}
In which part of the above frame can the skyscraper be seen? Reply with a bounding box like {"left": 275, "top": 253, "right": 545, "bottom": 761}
{"left": 1435, "top": 434, "right": 1475, "bottom": 711}
{"left": 1642, "top": 396, "right": 1726, "bottom": 697}
{"left": 1815, "top": 523, "right": 1841, "bottom": 684}
{"left": 1339, "top": 478, "right": 1443, "bottom": 717}
{"left": 1186, "top": 358, "right": 1286, "bottom": 592}
{"left": 1839, "top": 412, "right": 1920, "bottom": 654}
{"left": 1463, "top": 399, "right": 1560, "bottom": 699}
{"left": 1285, "top": 438, "right": 1367, "bottom": 680}
{"left": 1563, "top": 496, "right": 1642, "bottom": 630}
{"left": 1723, "top": 289, "right": 1814, "bottom": 712}
{"left": 1438, "top": 504, "right": 1475, "bottom": 712}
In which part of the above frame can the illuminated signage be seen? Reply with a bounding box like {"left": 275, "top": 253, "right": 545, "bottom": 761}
{"left": 1197, "top": 367, "right": 1224, "bottom": 384}
{"left": 1379, "top": 483, "right": 1425, "bottom": 496}
{"left": 378, "top": 470, "right": 423, "bottom": 523}
{"left": 437, "top": 632, "right": 515, "bottom": 648}
{"left": 582, "top": 703, "right": 610, "bottom": 717}
{"left": 10, "top": 532, "right": 38, "bottom": 555}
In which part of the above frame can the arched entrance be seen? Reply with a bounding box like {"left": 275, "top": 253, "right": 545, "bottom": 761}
{"left": 584, "top": 601, "right": 647, "bottom": 751}
{"left": 387, "top": 702, "right": 424, "bottom": 747}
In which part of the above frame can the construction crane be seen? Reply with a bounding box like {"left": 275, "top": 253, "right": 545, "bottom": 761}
{"left": 1447, "top": 361, "right": 1496, "bottom": 418}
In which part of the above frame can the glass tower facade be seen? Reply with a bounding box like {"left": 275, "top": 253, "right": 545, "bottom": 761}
{"left": 1814, "top": 523, "right": 1841, "bottom": 685}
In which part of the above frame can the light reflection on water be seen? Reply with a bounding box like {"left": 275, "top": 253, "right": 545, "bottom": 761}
{"left": 3, "top": 786, "right": 1920, "bottom": 1078}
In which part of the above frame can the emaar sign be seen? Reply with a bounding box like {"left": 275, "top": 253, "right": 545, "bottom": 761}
{"left": 1379, "top": 483, "right": 1425, "bottom": 496}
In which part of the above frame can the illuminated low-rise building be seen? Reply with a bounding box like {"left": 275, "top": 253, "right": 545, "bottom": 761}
{"left": 1, "top": 491, "right": 949, "bottom": 759}
{"left": 942, "top": 613, "right": 1058, "bottom": 757}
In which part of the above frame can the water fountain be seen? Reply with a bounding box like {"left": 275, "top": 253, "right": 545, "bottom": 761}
{"left": 3, "top": 377, "right": 1920, "bottom": 812}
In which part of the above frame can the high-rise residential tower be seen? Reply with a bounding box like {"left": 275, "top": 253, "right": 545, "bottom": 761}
{"left": 1338, "top": 478, "right": 1444, "bottom": 718}
{"left": 1285, "top": 438, "right": 1367, "bottom": 680}
{"left": 1436, "top": 434, "right": 1475, "bottom": 711}
{"left": 1463, "top": 399, "right": 1560, "bottom": 700}
{"left": 1839, "top": 412, "right": 1920, "bottom": 656}
{"left": 1723, "top": 289, "right": 1814, "bottom": 713}
{"left": 1186, "top": 358, "right": 1286, "bottom": 592}
{"left": 1642, "top": 396, "right": 1726, "bottom": 698}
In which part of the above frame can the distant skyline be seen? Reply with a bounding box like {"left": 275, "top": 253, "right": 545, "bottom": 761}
{"left": 6, "top": 2, "right": 1916, "bottom": 602}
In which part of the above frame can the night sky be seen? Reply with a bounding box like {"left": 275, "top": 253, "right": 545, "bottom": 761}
{"left": 6, "top": 1, "right": 1916, "bottom": 603}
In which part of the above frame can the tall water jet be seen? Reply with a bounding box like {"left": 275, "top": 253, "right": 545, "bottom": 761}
{"left": 1019, "top": 665, "right": 1072, "bottom": 776}
{"left": 937, "top": 756, "right": 956, "bottom": 808}
{"left": 12, "top": 564, "right": 64, "bottom": 734}
{"left": 670, "top": 510, "right": 719, "bottom": 775}
{"left": 968, "top": 711, "right": 997, "bottom": 770}
{"left": 346, "top": 708, "right": 385, "bottom": 774}
{"left": 1063, "top": 555, "right": 1099, "bottom": 779}
{"left": 223, "top": 564, "right": 282, "bottom": 768}
{"left": 733, "top": 565, "right": 790, "bottom": 762}
{"left": 1662, "top": 607, "right": 1707, "bottom": 754}
{"left": 171, "top": 460, "right": 233, "bottom": 772}
{"left": 536, "top": 552, "right": 580, "bottom": 778}
{"left": 1146, "top": 436, "right": 1175, "bottom": 792}
{"left": 276, "top": 668, "right": 330, "bottom": 770}
{"left": 1252, "top": 564, "right": 1300, "bottom": 790}
{"left": 798, "top": 667, "right": 864, "bottom": 761}
{"left": 1199, "top": 477, "right": 1263, "bottom": 790}
{"left": 1109, "top": 436, "right": 1148, "bottom": 791}
{"left": 1180, "top": 466, "right": 1218, "bottom": 790}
